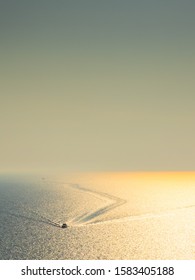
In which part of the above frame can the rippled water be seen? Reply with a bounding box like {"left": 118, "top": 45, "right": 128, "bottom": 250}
{"left": 0, "top": 172, "right": 195, "bottom": 259}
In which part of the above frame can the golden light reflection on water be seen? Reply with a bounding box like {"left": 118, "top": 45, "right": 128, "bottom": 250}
{"left": 58, "top": 172, "right": 195, "bottom": 259}
{"left": 59, "top": 172, "right": 195, "bottom": 218}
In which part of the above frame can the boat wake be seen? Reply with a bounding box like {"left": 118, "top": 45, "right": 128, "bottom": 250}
{"left": 66, "top": 183, "right": 126, "bottom": 226}
{"left": 64, "top": 183, "right": 195, "bottom": 228}
{"left": 1, "top": 181, "right": 195, "bottom": 230}
{"left": 70, "top": 203, "right": 195, "bottom": 228}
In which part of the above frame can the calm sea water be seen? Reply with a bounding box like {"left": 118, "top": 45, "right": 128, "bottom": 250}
{"left": 0, "top": 173, "right": 195, "bottom": 259}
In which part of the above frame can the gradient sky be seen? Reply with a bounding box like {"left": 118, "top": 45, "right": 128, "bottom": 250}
{"left": 0, "top": 1, "right": 195, "bottom": 172}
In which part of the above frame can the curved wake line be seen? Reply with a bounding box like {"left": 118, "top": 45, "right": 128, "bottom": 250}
{"left": 70, "top": 203, "right": 195, "bottom": 228}
{"left": 65, "top": 183, "right": 195, "bottom": 228}
{"left": 1, "top": 183, "right": 194, "bottom": 230}
{"left": 66, "top": 183, "right": 126, "bottom": 226}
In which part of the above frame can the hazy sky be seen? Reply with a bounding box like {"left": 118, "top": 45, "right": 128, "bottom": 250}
{"left": 0, "top": 1, "right": 195, "bottom": 172}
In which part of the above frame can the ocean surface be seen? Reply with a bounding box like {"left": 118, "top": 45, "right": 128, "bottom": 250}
{"left": 0, "top": 172, "right": 195, "bottom": 260}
